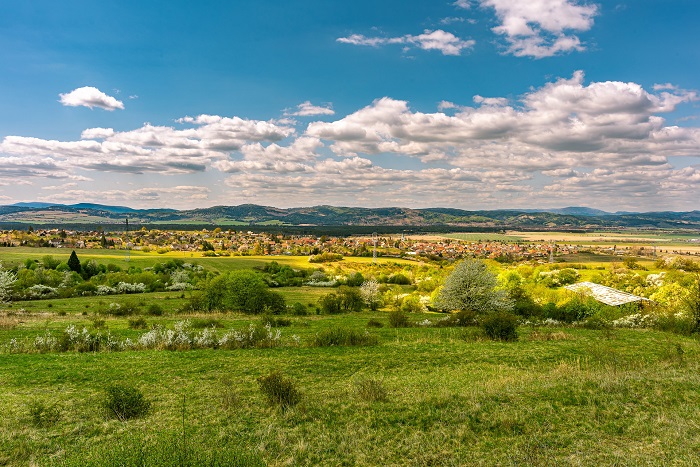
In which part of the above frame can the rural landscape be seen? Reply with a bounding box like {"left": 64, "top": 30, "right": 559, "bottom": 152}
{"left": 2, "top": 210, "right": 700, "bottom": 465}
{"left": 2, "top": 0, "right": 700, "bottom": 465}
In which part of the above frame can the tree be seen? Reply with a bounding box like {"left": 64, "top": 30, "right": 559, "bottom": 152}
{"left": 204, "top": 271, "right": 284, "bottom": 314}
{"left": 434, "top": 259, "right": 513, "bottom": 314}
{"left": 67, "top": 250, "right": 81, "bottom": 273}
{"left": 360, "top": 280, "right": 382, "bottom": 310}
{"left": 0, "top": 263, "right": 17, "bottom": 302}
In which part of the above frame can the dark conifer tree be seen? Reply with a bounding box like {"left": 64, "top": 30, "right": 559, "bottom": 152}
{"left": 67, "top": 250, "right": 81, "bottom": 273}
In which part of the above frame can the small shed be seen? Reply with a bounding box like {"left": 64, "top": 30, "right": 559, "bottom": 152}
{"left": 564, "top": 281, "right": 652, "bottom": 307}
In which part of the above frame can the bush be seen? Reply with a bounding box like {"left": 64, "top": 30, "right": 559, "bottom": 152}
{"left": 388, "top": 310, "right": 411, "bottom": 328}
{"left": 290, "top": 302, "right": 308, "bottom": 316}
{"left": 481, "top": 312, "right": 519, "bottom": 342}
{"left": 28, "top": 400, "right": 61, "bottom": 427}
{"left": 353, "top": 377, "right": 388, "bottom": 402}
{"left": 147, "top": 304, "right": 164, "bottom": 316}
{"left": 103, "top": 384, "right": 151, "bottom": 420}
{"left": 366, "top": 318, "right": 384, "bottom": 328}
{"left": 257, "top": 371, "right": 301, "bottom": 409}
{"left": 312, "top": 327, "right": 379, "bottom": 347}
{"left": 128, "top": 317, "right": 148, "bottom": 329}
{"left": 261, "top": 314, "right": 292, "bottom": 327}
{"left": 435, "top": 309, "right": 478, "bottom": 327}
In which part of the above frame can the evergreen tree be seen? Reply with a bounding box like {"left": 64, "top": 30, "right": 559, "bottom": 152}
{"left": 67, "top": 250, "right": 81, "bottom": 273}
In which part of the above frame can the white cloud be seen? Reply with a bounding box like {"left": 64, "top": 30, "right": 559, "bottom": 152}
{"left": 440, "top": 17, "right": 466, "bottom": 25}
{"left": 3, "top": 72, "right": 700, "bottom": 211}
{"left": 59, "top": 86, "right": 125, "bottom": 111}
{"left": 478, "top": 0, "right": 598, "bottom": 58}
{"left": 286, "top": 101, "right": 335, "bottom": 117}
{"left": 337, "top": 29, "right": 475, "bottom": 56}
{"left": 81, "top": 128, "right": 115, "bottom": 140}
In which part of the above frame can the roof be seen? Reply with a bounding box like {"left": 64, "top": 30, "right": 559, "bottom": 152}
{"left": 564, "top": 281, "right": 651, "bottom": 306}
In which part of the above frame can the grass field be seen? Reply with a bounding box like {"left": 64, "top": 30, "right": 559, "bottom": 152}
{"left": 2, "top": 306, "right": 700, "bottom": 466}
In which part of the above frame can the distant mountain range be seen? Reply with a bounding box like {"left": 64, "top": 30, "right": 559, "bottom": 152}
{"left": 1, "top": 202, "right": 700, "bottom": 230}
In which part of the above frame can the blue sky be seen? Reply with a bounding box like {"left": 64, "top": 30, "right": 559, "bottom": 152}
{"left": 1, "top": 0, "right": 699, "bottom": 211}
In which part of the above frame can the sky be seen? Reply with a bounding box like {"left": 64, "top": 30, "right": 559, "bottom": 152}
{"left": 0, "top": 0, "right": 699, "bottom": 212}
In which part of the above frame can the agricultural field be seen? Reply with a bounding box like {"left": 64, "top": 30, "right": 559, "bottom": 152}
{"left": 2, "top": 236, "right": 700, "bottom": 465}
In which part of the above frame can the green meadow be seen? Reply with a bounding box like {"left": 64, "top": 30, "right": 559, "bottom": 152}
{"left": 2, "top": 241, "right": 700, "bottom": 465}
{"left": 2, "top": 308, "right": 700, "bottom": 466}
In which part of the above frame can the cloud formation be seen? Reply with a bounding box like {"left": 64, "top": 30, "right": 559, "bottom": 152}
{"left": 59, "top": 86, "right": 125, "bottom": 110}
{"left": 454, "top": 0, "right": 598, "bottom": 57}
{"left": 2, "top": 73, "right": 699, "bottom": 210}
{"left": 286, "top": 101, "right": 335, "bottom": 116}
{"left": 337, "top": 29, "right": 475, "bottom": 56}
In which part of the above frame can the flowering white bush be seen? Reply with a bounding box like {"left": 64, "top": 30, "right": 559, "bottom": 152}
{"left": 27, "top": 284, "right": 58, "bottom": 299}
{"left": 116, "top": 282, "right": 147, "bottom": 294}
{"left": 96, "top": 285, "right": 117, "bottom": 295}
{"left": 2, "top": 320, "right": 289, "bottom": 354}
{"left": 612, "top": 313, "right": 657, "bottom": 328}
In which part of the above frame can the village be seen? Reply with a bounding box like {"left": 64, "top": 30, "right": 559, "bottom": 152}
{"left": 0, "top": 227, "right": 590, "bottom": 262}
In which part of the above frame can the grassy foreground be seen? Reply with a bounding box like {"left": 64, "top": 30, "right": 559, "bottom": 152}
{"left": 2, "top": 312, "right": 700, "bottom": 466}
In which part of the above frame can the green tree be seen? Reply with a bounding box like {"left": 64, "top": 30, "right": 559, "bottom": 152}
{"left": 434, "top": 259, "right": 513, "bottom": 313}
{"left": 204, "top": 271, "right": 284, "bottom": 314}
{"left": 67, "top": 250, "right": 81, "bottom": 273}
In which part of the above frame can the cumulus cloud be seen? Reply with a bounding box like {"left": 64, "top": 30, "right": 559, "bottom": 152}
{"left": 286, "top": 101, "right": 335, "bottom": 116}
{"left": 0, "top": 115, "right": 295, "bottom": 176}
{"left": 465, "top": 0, "right": 598, "bottom": 58}
{"left": 59, "top": 86, "right": 125, "bottom": 110}
{"left": 2, "top": 72, "right": 700, "bottom": 211}
{"left": 337, "top": 29, "right": 475, "bottom": 56}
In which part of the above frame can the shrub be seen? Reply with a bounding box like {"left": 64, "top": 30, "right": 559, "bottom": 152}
{"left": 128, "top": 317, "right": 148, "bottom": 329}
{"left": 28, "top": 400, "right": 61, "bottom": 427}
{"left": 435, "top": 309, "right": 478, "bottom": 327}
{"left": 290, "top": 302, "right": 308, "bottom": 316}
{"left": 353, "top": 377, "right": 388, "bottom": 402}
{"left": 147, "top": 304, "right": 164, "bottom": 316}
{"left": 261, "top": 314, "right": 292, "bottom": 327}
{"left": 103, "top": 384, "right": 151, "bottom": 420}
{"left": 366, "top": 318, "right": 384, "bottom": 328}
{"left": 257, "top": 371, "right": 301, "bottom": 409}
{"left": 388, "top": 310, "right": 411, "bottom": 328}
{"left": 481, "top": 312, "right": 519, "bottom": 342}
{"left": 313, "top": 327, "right": 379, "bottom": 347}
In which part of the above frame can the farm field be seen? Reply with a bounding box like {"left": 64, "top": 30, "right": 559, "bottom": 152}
{"left": 2, "top": 307, "right": 700, "bottom": 466}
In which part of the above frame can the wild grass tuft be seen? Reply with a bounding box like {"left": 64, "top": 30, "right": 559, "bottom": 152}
{"left": 353, "top": 376, "right": 388, "bottom": 402}
{"left": 28, "top": 399, "right": 61, "bottom": 428}
{"left": 257, "top": 371, "right": 302, "bottom": 410}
